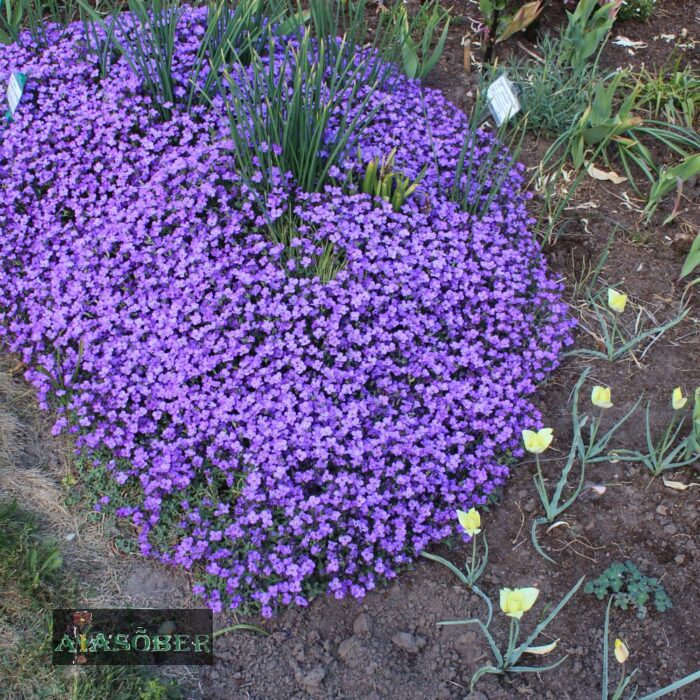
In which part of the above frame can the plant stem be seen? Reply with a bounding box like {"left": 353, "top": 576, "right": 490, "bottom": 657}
{"left": 483, "top": 9, "right": 500, "bottom": 65}
{"left": 467, "top": 532, "right": 478, "bottom": 582}
{"left": 506, "top": 617, "right": 519, "bottom": 663}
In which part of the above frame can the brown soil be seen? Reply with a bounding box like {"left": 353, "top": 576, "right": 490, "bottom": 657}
{"left": 1, "top": 2, "right": 699, "bottom": 699}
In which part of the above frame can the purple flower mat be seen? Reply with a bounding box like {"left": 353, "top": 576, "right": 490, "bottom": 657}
{"left": 0, "top": 9, "right": 573, "bottom": 615}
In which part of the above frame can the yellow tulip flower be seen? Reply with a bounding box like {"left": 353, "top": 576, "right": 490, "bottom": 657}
{"left": 591, "top": 386, "right": 613, "bottom": 409}
{"left": 457, "top": 508, "right": 481, "bottom": 536}
{"left": 614, "top": 638, "right": 629, "bottom": 664}
{"left": 672, "top": 387, "right": 687, "bottom": 411}
{"left": 521, "top": 428, "right": 553, "bottom": 454}
{"left": 500, "top": 587, "right": 539, "bottom": 619}
{"left": 607, "top": 289, "right": 628, "bottom": 313}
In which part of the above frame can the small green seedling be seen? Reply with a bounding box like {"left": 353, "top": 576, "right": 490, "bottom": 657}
{"left": 585, "top": 561, "right": 672, "bottom": 620}
{"left": 357, "top": 148, "right": 427, "bottom": 212}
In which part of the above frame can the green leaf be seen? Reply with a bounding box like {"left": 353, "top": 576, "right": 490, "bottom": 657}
{"left": 213, "top": 624, "right": 267, "bottom": 638}
{"left": 420, "top": 18, "right": 450, "bottom": 79}
{"left": 514, "top": 577, "right": 585, "bottom": 659}
{"left": 277, "top": 10, "right": 310, "bottom": 37}
{"left": 479, "top": 0, "right": 495, "bottom": 18}
{"left": 638, "top": 670, "right": 700, "bottom": 700}
{"left": 401, "top": 38, "right": 420, "bottom": 80}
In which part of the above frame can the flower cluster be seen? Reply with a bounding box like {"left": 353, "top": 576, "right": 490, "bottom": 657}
{"left": 0, "top": 9, "right": 573, "bottom": 614}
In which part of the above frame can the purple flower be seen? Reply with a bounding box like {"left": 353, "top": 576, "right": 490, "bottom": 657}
{"left": 0, "top": 8, "right": 574, "bottom": 616}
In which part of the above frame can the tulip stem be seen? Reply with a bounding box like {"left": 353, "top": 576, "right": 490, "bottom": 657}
{"left": 585, "top": 410, "right": 603, "bottom": 460}
{"left": 467, "top": 532, "right": 478, "bottom": 581}
{"left": 534, "top": 454, "right": 546, "bottom": 500}
{"left": 658, "top": 409, "right": 682, "bottom": 461}
{"left": 506, "top": 618, "right": 520, "bottom": 665}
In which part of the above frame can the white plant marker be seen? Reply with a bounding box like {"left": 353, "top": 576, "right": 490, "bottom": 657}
{"left": 6, "top": 72, "right": 27, "bottom": 122}
{"left": 486, "top": 73, "right": 520, "bottom": 127}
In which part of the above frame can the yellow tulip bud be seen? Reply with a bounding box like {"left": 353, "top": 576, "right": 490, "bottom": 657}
{"left": 457, "top": 508, "right": 481, "bottom": 536}
{"left": 607, "top": 289, "right": 628, "bottom": 313}
{"left": 591, "top": 386, "right": 613, "bottom": 409}
{"left": 672, "top": 387, "right": 687, "bottom": 411}
{"left": 499, "top": 587, "right": 539, "bottom": 619}
{"left": 614, "top": 638, "right": 629, "bottom": 664}
{"left": 521, "top": 428, "right": 553, "bottom": 454}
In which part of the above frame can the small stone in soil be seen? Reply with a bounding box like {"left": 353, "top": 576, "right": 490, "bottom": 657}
{"left": 462, "top": 692, "right": 488, "bottom": 700}
{"left": 353, "top": 612, "right": 371, "bottom": 637}
{"left": 456, "top": 631, "right": 477, "bottom": 645}
{"left": 338, "top": 636, "right": 359, "bottom": 660}
{"left": 298, "top": 665, "right": 326, "bottom": 692}
{"left": 391, "top": 631, "right": 427, "bottom": 654}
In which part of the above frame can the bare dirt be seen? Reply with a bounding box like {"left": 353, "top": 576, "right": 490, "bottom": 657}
{"left": 1, "top": 2, "right": 698, "bottom": 699}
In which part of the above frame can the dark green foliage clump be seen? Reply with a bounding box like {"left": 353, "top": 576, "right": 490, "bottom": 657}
{"left": 0, "top": 499, "right": 63, "bottom": 595}
{"left": 585, "top": 561, "right": 672, "bottom": 619}
{"left": 618, "top": 0, "right": 656, "bottom": 22}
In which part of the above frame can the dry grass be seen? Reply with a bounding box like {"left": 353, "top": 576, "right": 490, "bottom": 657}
{"left": 0, "top": 354, "right": 195, "bottom": 605}
{"left": 0, "top": 353, "right": 201, "bottom": 698}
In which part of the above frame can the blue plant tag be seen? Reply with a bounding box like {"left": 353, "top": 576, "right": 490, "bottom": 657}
{"left": 5, "top": 72, "right": 27, "bottom": 122}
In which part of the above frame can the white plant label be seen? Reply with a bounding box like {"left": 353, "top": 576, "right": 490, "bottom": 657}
{"left": 486, "top": 73, "right": 520, "bottom": 127}
{"left": 6, "top": 72, "right": 27, "bottom": 121}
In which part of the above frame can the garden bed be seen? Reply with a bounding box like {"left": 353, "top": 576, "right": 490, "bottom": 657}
{"left": 1, "top": 1, "right": 699, "bottom": 698}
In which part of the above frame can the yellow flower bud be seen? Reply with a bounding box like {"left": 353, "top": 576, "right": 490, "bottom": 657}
{"left": 614, "top": 638, "right": 629, "bottom": 664}
{"left": 607, "top": 289, "right": 628, "bottom": 313}
{"left": 591, "top": 386, "right": 613, "bottom": 409}
{"left": 499, "top": 587, "right": 539, "bottom": 619}
{"left": 672, "top": 387, "right": 687, "bottom": 411}
{"left": 521, "top": 428, "right": 553, "bottom": 454}
{"left": 457, "top": 508, "right": 481, "bottom": 536}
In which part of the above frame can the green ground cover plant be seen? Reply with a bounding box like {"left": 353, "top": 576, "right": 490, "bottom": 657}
{"left": 585, "top": 561, "right": 672, "bottom": 620}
